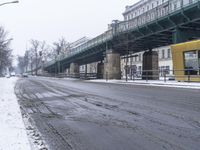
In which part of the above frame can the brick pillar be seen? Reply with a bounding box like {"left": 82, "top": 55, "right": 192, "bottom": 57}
{"left": 70, "top": 63, "right": 79, "bottom": 78}
{"left": 104, "top": 50, "right": 121, "bottom": 79}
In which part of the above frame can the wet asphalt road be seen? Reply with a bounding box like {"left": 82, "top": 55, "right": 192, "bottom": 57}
{"left": 15, "top": 77, "right": 200, "bottom": 150}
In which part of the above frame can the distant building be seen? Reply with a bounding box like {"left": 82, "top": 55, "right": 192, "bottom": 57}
{"left": 79, "top": 62, "right": 98, "bottom": 74}
{"left": 123, "top": 0, "right": 183, "bottom": 21}
{"left": 120, "top": 0, "right": 175, "bottom": 78}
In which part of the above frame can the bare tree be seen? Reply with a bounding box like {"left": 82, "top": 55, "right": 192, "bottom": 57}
{"left": 22, "top": 40, "right": 51, "bottom": 75}
{"left": 53, "top": 37, "right": 70, "bottom": 58}
{"left": 0, "top": 26, "right": 13, "bottom": 75}
{"left": 19, "top": 37, "right": 70, "bottom": 75}
{"left": 29, "top": 39, "right": 40, "bottom": 75}
{"left": 40, "top": 41, "right": 51, "bottom": 62}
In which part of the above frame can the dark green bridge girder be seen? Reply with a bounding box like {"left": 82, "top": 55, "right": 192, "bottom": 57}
{"left": 45, "top": 2, "right": 200, "bottom": 73}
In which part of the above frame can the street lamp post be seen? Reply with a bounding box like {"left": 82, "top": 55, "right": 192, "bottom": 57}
{"left": 0, "top": 1, "right": 19, "bottom": 7}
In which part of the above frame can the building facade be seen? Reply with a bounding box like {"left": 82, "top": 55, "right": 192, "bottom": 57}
{"left": 121, "top": 46, "right": 173, "bottom": 78}
{"left": 79, "top": 62, "right": 98, "bottom": 74}
{"left": 123, "top": 0, "right": 194, "bottom": 22}
{"left": 120, "top": 0, "right": 176, "bottom": 79}
{"left": 172, "top": 40, "right": 200, "bottom": 82}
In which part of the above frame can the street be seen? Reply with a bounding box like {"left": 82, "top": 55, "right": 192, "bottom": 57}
{"left": 15, "top": 77, "right": 200, "bottom": 150}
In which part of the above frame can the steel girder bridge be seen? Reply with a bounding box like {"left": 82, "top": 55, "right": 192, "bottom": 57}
{"left": 44, "top": 0, "right": 200, "bottom": 73}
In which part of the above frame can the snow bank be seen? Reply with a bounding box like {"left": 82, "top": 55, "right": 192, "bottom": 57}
{"left": 0, "top": 77, "right": 31, "bottom": 150}
{"left": 88, "top": 79, "right": 200, "bottom": 89}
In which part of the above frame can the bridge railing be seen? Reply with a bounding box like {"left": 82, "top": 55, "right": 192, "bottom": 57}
{"left": 59, "top": 29, "right": 113, "bottom": 61}
{"left": 115, "top": 0, "right": 199, "bottom": 34}
{"left": 40, "top": 73, "right": 99, "bottom": 79}
{"left": 122, "top": 69, "right": 200, "bottom": 82}
{"left": 39, "top": 69, "right": 200, "bottom": 83}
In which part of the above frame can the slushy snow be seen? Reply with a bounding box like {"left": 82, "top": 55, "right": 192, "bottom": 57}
{"left": 0, "top": 77, "right": 31, "bottom": 150}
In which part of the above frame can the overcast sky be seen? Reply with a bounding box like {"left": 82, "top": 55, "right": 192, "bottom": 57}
{"left": 0, "top": 0, "right": 137, "bottom": 59}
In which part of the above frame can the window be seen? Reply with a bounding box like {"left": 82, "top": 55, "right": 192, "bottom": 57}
{"left": 151, "top": 13, "right": 154, "bottom": 19}
{"left": 162, "top": 49, "right": 165, "bottom": 59}
{"left": 129, "top": 14, "right": 132, "bottom": 19}
{"left": 167, "top": 49, "right": 171, "bottom": 58}
{"left": 160, "top": 66, "right": 165, "bottom": 76}
{"left": 125, "top": 16, "right": 128, "bottom": 21}
{"left": 169, "top": 3, "right": 172, "bottom": 10}
{"left": 174, "top": 3, "right": 177, "bottom": 10}
{"left": 160, "top": 66, "right": 170, "bottom": 75}
{"left": 135, "top": 56, "right": 138, "bottom": 62}
{"left": 130, "top": 57, "right": 133, "bottom": 62}
{"left": 138, "top": 66, "right": 142, "bottom": 74}
{"left": 165, "top": 66, "right": 170, "bottom": 74}
{"left": 199, "top": 51, "right": 200, "bottom": 69}
{"left": 152, "top": 3, "right": 154, "bottom": 8}
{"left": 184, "top": 51, "right": 199, "bottom": 75}
{"left": 147, "top": 14, "right": 150, "bottom": 21}
{"left": 139, "top": 54, "right": 141, "bottom": 61}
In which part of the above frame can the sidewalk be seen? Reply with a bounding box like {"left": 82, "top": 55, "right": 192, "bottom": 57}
{"left": 0, "top": 77, "right": 31, "bottom": 150}
{"left": 88, "top": 79, "right": 200, "bottom": 89}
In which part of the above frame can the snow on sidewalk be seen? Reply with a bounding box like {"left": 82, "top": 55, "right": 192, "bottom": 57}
{"left": 0, "top": 77, "right": 31, "bottom": 150}
{"left": 88, "top": 79, "right": 200, "bottom": 89}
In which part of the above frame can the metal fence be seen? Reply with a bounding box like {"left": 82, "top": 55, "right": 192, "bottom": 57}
{"left": 40, "top": 73, "right": 99, "bottom": 80}
{"left": 122, "top": 69, "right": 200, "bottom": 82}
{"left": 38, "top": 69, "right": 200, "bottom": 83}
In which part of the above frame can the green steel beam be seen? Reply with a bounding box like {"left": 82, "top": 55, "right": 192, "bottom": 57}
{"left": 45, "top": 2, "right": 200, "bottom": 73}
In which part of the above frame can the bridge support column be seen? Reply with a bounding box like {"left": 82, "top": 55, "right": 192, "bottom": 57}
{"left": 142, "top": 50, "right": 159, "bottom": 80}
{"left": 70, "top": 63, "right": 79, "bottom": 78}
{"left": 104, "top": 50, "right": 121, "bottom": 79}
{"left": 97, "top": 62, "right": 104, "bottom": 79}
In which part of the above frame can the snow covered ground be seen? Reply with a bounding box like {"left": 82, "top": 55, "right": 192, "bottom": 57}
{"left": 88, "top": 79, "right": 200, "bottom": 89}
{"left": 0, "top": 77, "right": 31, "bottom": 150}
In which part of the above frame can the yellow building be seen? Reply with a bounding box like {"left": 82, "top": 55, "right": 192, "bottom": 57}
{"left": 171, "top": 40, "right": 200, "bottom": 82}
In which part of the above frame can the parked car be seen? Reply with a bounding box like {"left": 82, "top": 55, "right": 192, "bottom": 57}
{"left": 5, "top": 74, "right": 10, "bottom": 78}
{"left": 10, "top": 72, "right": 16, "bottom": 77}
{"left": 22, "top": 73, "right": 28, "bottom": 77}
{"left": 15, "top": 74, "right": 21, "bottom": 77}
